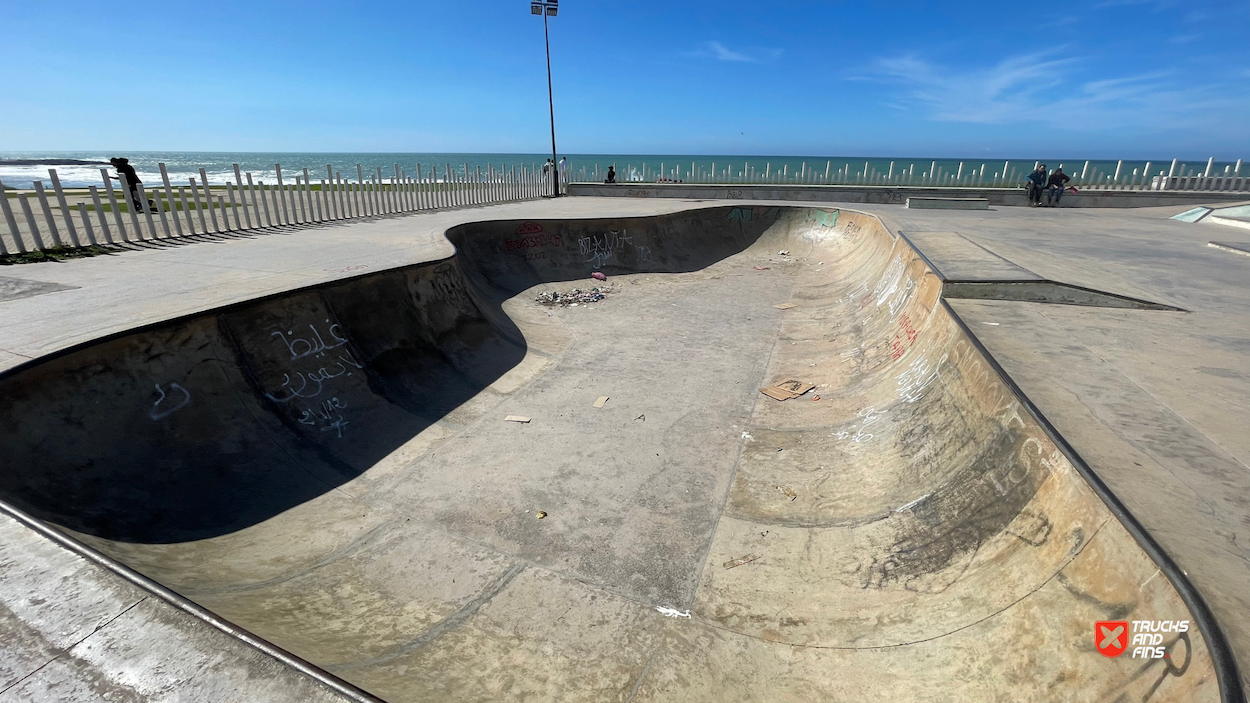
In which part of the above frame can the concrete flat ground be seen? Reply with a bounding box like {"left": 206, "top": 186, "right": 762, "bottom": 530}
{"left": 0, "top": 197, "right": 1246, "bottom": 701}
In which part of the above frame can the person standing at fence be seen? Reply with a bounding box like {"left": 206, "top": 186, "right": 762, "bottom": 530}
{"left": 1045, "top": 167, "right": 1071, "bottom": 207}
{"left": 1026, "top": 164, "right": 1048, "bottom": 207}
{"left": 605, "top": 165, "right": 616, "bottom": 184}
{"left": 109, "top": 157, "right": 147, "bottom": 210}
{"left": 558, "top": 157, "right": 568, "bottom": 193}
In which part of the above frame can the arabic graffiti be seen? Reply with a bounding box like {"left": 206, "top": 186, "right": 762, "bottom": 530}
{"left": 299, "top": 397, "right": 349, "bottom": 438}
{"left": 263, "top": 319, "right": 362, "bottom": 439}
{"left": 150, "top": 382, "right": 191, "bottom": 420}
{"left": 271, "top": 320, "right": 350, "bottom": 361}
{"left": 896, "top": 351, "right": 942, "bottom": 403}
{"left": 262, "top": 353, "right": 361, "bottom": 403}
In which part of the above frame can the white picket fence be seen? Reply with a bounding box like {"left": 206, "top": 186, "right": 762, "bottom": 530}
{"left": 569, "top": 156, "right": 1250, "bottom": 193}
{"left": 0, "top": 162, "right": 556, "bottom": 256}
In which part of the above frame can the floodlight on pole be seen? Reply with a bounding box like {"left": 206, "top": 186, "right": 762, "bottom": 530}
{"left": 531, "top": 0, "right": 560, "bottom": 196}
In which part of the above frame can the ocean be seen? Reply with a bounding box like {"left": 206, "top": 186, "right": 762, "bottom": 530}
{"left": 0, "top": 150, "right": 1239, "bottom": 190}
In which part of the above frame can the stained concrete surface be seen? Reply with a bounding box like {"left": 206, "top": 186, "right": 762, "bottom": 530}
{"left": 0, "top": 276, "right": 76, "bottom": 303}
{"left": 870, "top": 202, "right": 1250, "bottom": 698}
{"left": 0, "top": 205, "right": 1232, "bottom": 701}
{"left": 0, "top": 511, "right": 359, "bottom": 702}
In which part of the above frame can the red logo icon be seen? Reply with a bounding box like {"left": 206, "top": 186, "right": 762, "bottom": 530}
{"left": 1096, "top": 621, "right": 1128, "bottom": 657}
{"left": 515, "top": 221, "right": 543, "bottom": 235}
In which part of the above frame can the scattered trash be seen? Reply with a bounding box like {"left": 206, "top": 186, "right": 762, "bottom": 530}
{"left": 592, "top": 271, "right": 607, "bottom": 281}
{"left": 723, "top": 553, "right": 761, "bottom": 569}
{"left": 535, "top": 286, "right": 614, "bottom": 307}
{"left": 655, "top": 606, "right": 691, "bottom": 618}
{"left": 505, "top": 415, "right": 532, "bottom": 423}
{"left": 778, "top": 250, "right": 790, "bottom": 256}
{"left": 753, "top": 266, "right": 770, "bottom": 271}
{"left": 759, "top": 379, "right": 815, "bottom": 401}
{"left": 777, "top": 486, "right": 797, "bottom": 501}
{"left": 536, "top": 511, "right": 547, "bottom": 519}
{"left": 777, "top": 448, "right": 783, "bottom": 452}
{"left": 635, "top": 414, "right": 646, "bottom": 422}
{"left": 740, "top": 431, "right": 754, "bottom": 441}
{"left": 593, "top": 396, "right": 609, "bottom": 408}
{"left": 812, "top": 395, "right": 821, "bottom": 401}
{"left": 772, "top": 303, "right": 797, "bottom": 310}
{"left": 983, "top": 322, "right": 1000, "bottom": 326}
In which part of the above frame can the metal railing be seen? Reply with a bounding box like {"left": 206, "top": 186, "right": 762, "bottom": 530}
{"left": 567, "top": 157, "right": 1250, "bottom": 193}
{"left": 0, "top": 161, "right": 555, "bottom": 256}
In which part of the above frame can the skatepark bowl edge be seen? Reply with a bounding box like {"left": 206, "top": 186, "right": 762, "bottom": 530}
{"left": 0, "top": 205, "right": 1237, "bottom": 701}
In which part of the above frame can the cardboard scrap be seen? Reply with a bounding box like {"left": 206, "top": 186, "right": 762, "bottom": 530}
{"left": 759, "top": 379, "right": 815, "bottom": 401}
{"left": 723, "top": 553, "right": 761, "bottom": 569}
{"left": 593, "top": 396, "right": 609, "bottom": 408}
{"left": 753, "top": 266, "right": 770, "bottom": 271}
{"left": 772, "top": 303, "right": 797, "bottom": 310}
{"left": 504, "top": 415, "right": 532, "bottom": 423}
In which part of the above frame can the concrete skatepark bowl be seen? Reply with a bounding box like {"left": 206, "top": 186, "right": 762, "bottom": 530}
{"left": 0, "top": 206, "right": 1234, "bottom": 701}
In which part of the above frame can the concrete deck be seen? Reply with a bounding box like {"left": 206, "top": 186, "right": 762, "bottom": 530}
{"left": 1, "top": 197, "right": 1247, "bottom": 701}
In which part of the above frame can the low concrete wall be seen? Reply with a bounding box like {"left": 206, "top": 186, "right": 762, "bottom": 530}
{"left": 568, "top": 182, "right": 1250, "bottom": 208}
{"left": 907, "top": 197, "right": 989, "bottom": 210}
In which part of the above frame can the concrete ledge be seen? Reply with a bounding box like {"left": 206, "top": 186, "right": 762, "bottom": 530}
{"left": 907, "top": 197, "right": 989, "bottom": 210}
{"left": 1208, "top": 216, "right": 1250, "bottom": 231}
{"left": 568, "top": 182, "right": 1250, "bottom": 208}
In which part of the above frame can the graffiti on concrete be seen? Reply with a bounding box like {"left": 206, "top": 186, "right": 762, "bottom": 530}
{"left": 270, "top": 321, "right": 349, "bottom": 361}
{"left": 150, "top": 382, "right": 191, "bottom": 420}
{"left": 896, "top": 351, "right": 942, "bottom": 403}
{"left": 579, "top": 229, "right": 634, "bottom": 269}
{"left": 299, "top": 397, "right": 349, "bottom": 438}
{"left": 808, "top": 209, "right": 840, "bottom": 228}
{"left": 263, "top": 319, "right": 363, "bottom": 439}
{"left": 834, "top": 407, "right": 887, "bottom": 443}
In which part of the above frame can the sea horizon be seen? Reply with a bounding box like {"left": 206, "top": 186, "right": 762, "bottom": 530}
{"left": 1, "top": 149, "right": 1240, "bottom": 190}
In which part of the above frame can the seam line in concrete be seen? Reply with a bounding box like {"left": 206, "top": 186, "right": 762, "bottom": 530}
{"left": 0, "top": 596, "right": 147, "bottom": 697}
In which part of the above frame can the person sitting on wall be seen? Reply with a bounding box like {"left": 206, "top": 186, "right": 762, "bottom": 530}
{"left": 1026, "top": 164, "right": 1048, "bottom": 207}
{"left": 605, "top": 166, "right": 616, "bottom": 184}
{"left": 1046, "top": 168, "right": 1071, "bottom": 207}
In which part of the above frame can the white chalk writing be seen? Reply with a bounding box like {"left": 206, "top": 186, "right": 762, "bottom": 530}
{"left": 150, "top": 382, "right": 191, "bottom": 420}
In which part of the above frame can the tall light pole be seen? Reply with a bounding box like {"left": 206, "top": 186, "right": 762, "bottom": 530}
{"left": 531, "top": 0, "right": 560, "bottom": 196}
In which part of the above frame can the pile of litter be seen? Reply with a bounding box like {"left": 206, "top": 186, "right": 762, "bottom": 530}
{"left": 535, "top": 285, "right": 614, "bottom": 307}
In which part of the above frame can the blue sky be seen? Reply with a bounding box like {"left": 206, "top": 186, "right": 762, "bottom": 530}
{"left": 2, "top": 0, "right": 1247, "bottom": 159}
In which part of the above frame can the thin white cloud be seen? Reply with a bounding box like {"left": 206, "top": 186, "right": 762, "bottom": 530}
{"left": 856, "top": 51, "right": 1249, "bottom": 131}
{"left": 707, "top": 41, "right": 752, "bottom": 62}
{"left": 687, "top": 41, "right": 781, "bottom": 64}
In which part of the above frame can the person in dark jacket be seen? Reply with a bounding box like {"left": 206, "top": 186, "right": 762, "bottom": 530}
{"left": 1046, "top": 168, "right": 1071, "bottom": 207}
{"left": 1026, "top": 164, "right": 1048, "bottom": 206}
{"left": 109, "top": 157, "right": 146, "bottom": 210}
{"left": 605, "top": 165, "right": 616, "bottom": 184}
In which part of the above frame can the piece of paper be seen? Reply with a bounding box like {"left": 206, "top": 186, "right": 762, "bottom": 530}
{"left": 593, "top": 396, "right": 609, "bottom": 408}
{"left": 772, "top": 303, "right": 797, "bottom": 310}
{"left": 759, "top": 379, "right": 815, "bottom": 401}
{"left": 504, "top": 415, "right": 531, "bottom": 423}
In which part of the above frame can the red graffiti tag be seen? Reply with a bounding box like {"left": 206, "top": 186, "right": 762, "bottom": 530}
{"left": 505, "top": 233, "right": 563, "bottom": 251}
